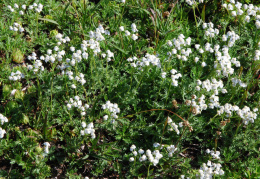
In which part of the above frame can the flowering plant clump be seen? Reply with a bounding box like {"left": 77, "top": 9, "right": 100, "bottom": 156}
{"left": 102, "top": 101, "right": 120, "bottom": 123}
{"left": 9, "top": 22, "right": 24, "bottom": 32}
{"left": 127, "top": 143, "right": 177, "bottom": 167}
{"left": 80, "top": 122, "right": 96, "bottom": 139}
{"left": 0, "top": 0, "right": 260, "bottom": 178}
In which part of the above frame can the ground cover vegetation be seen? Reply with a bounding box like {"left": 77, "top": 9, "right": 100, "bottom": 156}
{"left": 0, "top": 0, "right": 260, "bottom": 178}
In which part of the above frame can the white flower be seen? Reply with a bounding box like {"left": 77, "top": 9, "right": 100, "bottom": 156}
{"left": 0, "top": 114, "right": 8, "bottom": 125}
{"left": 153, "top": 143, "right": 160, "bottom": 148}
{"left": 131, "top": 23, "right": 138, "bottom": 32}
{"left": 133, "top": 151, "right": 138, "bottom": 156}
{"left": 14, "top": 3, "right": 19, "bottom": 9}
{"left": 82, "top": 122, "right": 87, "bottom": 128}
{"left": 70, "top": 46, "right": 75, "bottom": 52}
{"left": 161, "top": 72, "right": 167, "bottom": 78}
{"left": 119, "top": 26, "right": 124, "bottom": 31}
{"left": 47, "top": 49, "right": 52, "bottom": 55}
{"left": 43, "top": 142, "right": 51, "bottom": 154}
{"left": 129, "top": 157, "right": 134, "bottom": 162}
{"left": 131, "top": 34, "right": 138, "bottom": 41}
{"left": 206, "top": 149, "right": 211, "bottom": 154}
{"left": 138, "top": 149, "right": 144, "bottom": 154}
{"left": 231, "top": 11, "right": 237, "bottom": 17}
{"left": 71, "top": 84, "right": 76, "bottom": 89}
{"left": 10, "top": 89, "right": 17, "bottom": 97}
{"left": 125, "top": 30, "right": 130, "bottom": 36}
{"left": 0, "top": 128, "right": 6, "bottom": 138}
{"left": 54, "top": 46, "right": 59, "bottom": 51}
{"left": 103, "top": 115, "right": 108, "bottom": 120}
{"left": 19, "top": 11, "right": 24, "bottom": 15}
{"left": 201, "top": 62, "right": 207, "bottom": 67}
{"left": 67, "top": 104, "right": 72, "bottom": 110}
{"left": 130, "top": 144, "right": 136, "bottom": 151}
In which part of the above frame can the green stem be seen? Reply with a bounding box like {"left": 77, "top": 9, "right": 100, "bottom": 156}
{"left": 175, "top": 126, "right": 187, "bottom": 148}
{"left": 128, "top": 68, "right": 134, "bottom": 92}
{"left": 116, "top": 2, "right": 126, "bottom": 31}
{"left": 147, "top": 163, "right": 151, "bottom": 178}
{"left": 193, "top": 6, "right": 198, "bottom": 38}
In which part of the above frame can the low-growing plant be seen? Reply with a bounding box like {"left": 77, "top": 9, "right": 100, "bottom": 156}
{"left": 0, "top": 0, "right": 259, "bottom": 178}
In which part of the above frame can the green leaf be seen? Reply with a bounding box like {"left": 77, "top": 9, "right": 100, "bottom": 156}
{"left": 38, "top": 18, "right": 60, "bottom": 26}
{"left": 107, "top": 41, "right": 128, "bottom": 55}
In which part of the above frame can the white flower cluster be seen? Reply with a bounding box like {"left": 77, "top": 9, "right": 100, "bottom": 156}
{"left": 170, "top": 69, "right": 182, "bottom": 86}
{"left": 66, "top": 49, "right": 88, "bottom": 66}
{"left": 9, "top": 22, "right": 24, "bottom": 32}
{"left": 187, "top": 94, "right": 207, "bottom": 115}
{"left": 202, "top": 22, "right": 219, "bottom": 38}
{"left": 223, "top": 1, "right": 260, "bottom": 28}
{"left": 167, "top": 34, "right": 192, "bottom": 61}
{"left": 119, "top": 23, "right": 139, "bottom": 40}
{"left": 0, "top": 114, "right": 8, "bottom": 125}
{"left": 254, "top": 49, "right": 260, "bottom": 61}
{"left": 166, "top": 145, "right": 178, "bottom": 157}
{"left": 80, "top": 122, "right": 96, "bottom": 139}
{"left": 196, "top": 149, "right": 224, "bottom": 178}
{"left": 67, "top": 96, "right": 90, "bottom": 116}
{"left": 101, "top": 50, "right": 114, "bottom": 62}
{"left": 28, "top": 3, "right": 43, "bottom": 13}
{"left": 198, "top": 160, "right": 224, "bottom": 178}
{"left": 7, "top": 3, "right": 26, "bottom": 14}
{"left": 55, "top": 33, "right": 71, "bottom": 45}
{"left": 43, "top": 142, "right": 50, "bottom": 154}
{"left": 129, "top": 144, "right": 165, "bottom": 166}
{"left": 180, "top": 175, "right": 190, "bottom": 179}
{"left": 231, "top": 78, "right": 247, "bottom": 88}
{"left": 56, "top": 63, "right": 70, "bottom": 72}
{"left": 237, "top": 106, "right": 258, "bottom": 125}
{"left": 185, "top": 0, "right": 204, "bottom": 6}
{"left": 206, "top": 149, "right": 221, "bottom": 159}
{"left": 194, "top": 44, "right": 205, "bottom": 54}
{"left": 167, "top": 117, "right": 181, "bottom": 134}
{"left": 9, "top": 70, "right": 24, "bottom": 81}
{"left": 81, "top": 39, "right": 101, "bottom": 55}
{"left": 27, "top": 52, "right": 45, "bottom": 73}
{"left": 89, "top": 24, "right": 110, "bottom": 42}
{"left": 214, "top": 46, "right": 240, "bottom": 77}
{"left": 217, "top": 104, "right": 257, "bottom": 125}
{"left": 27, "top": 60, "right": 44, "bottom": 73}
{"left": 197, "top": 79, "right": 226, "bottom": 95}
{"left": 41, "top": 49, "right": 66, "bottom": 64}
{"left": 66, "top": 71, "right": 86, "bottom": 87}
{"left": 208, "top": 94, "right": 220, "bottom": 109}
{"left": 256, "top": 19, "right": 260, "bottom": 29}
{"left": 0, "top": 114, "right": 8, "bottom": 139}
{"left": 0, "top": 128, "right": 6, "bottom": 139}
{"left": 8, "top": 3, "right": 43, "bottom": 14}
{"left": 194, "top": 79, "right": 224, "bottom": 110}
{"left": 127, "top": 53, "right": 161, "bottom": 70}
{"left": 102, "top": 101, "right": 120, "bottom": 124}
{"left": 222, "top": 31, "right": 239, "bottom": 47}
{"left": 77, "top": 25, "right": 111, "bottom": 57}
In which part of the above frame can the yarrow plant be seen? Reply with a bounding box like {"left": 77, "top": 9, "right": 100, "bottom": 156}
{"left": 0, "top": 0, "right": 260, "bottom": 178}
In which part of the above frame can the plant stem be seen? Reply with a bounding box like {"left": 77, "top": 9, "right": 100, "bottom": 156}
{"left": 147, "top": 163, "right": 151, "bottom": 178}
